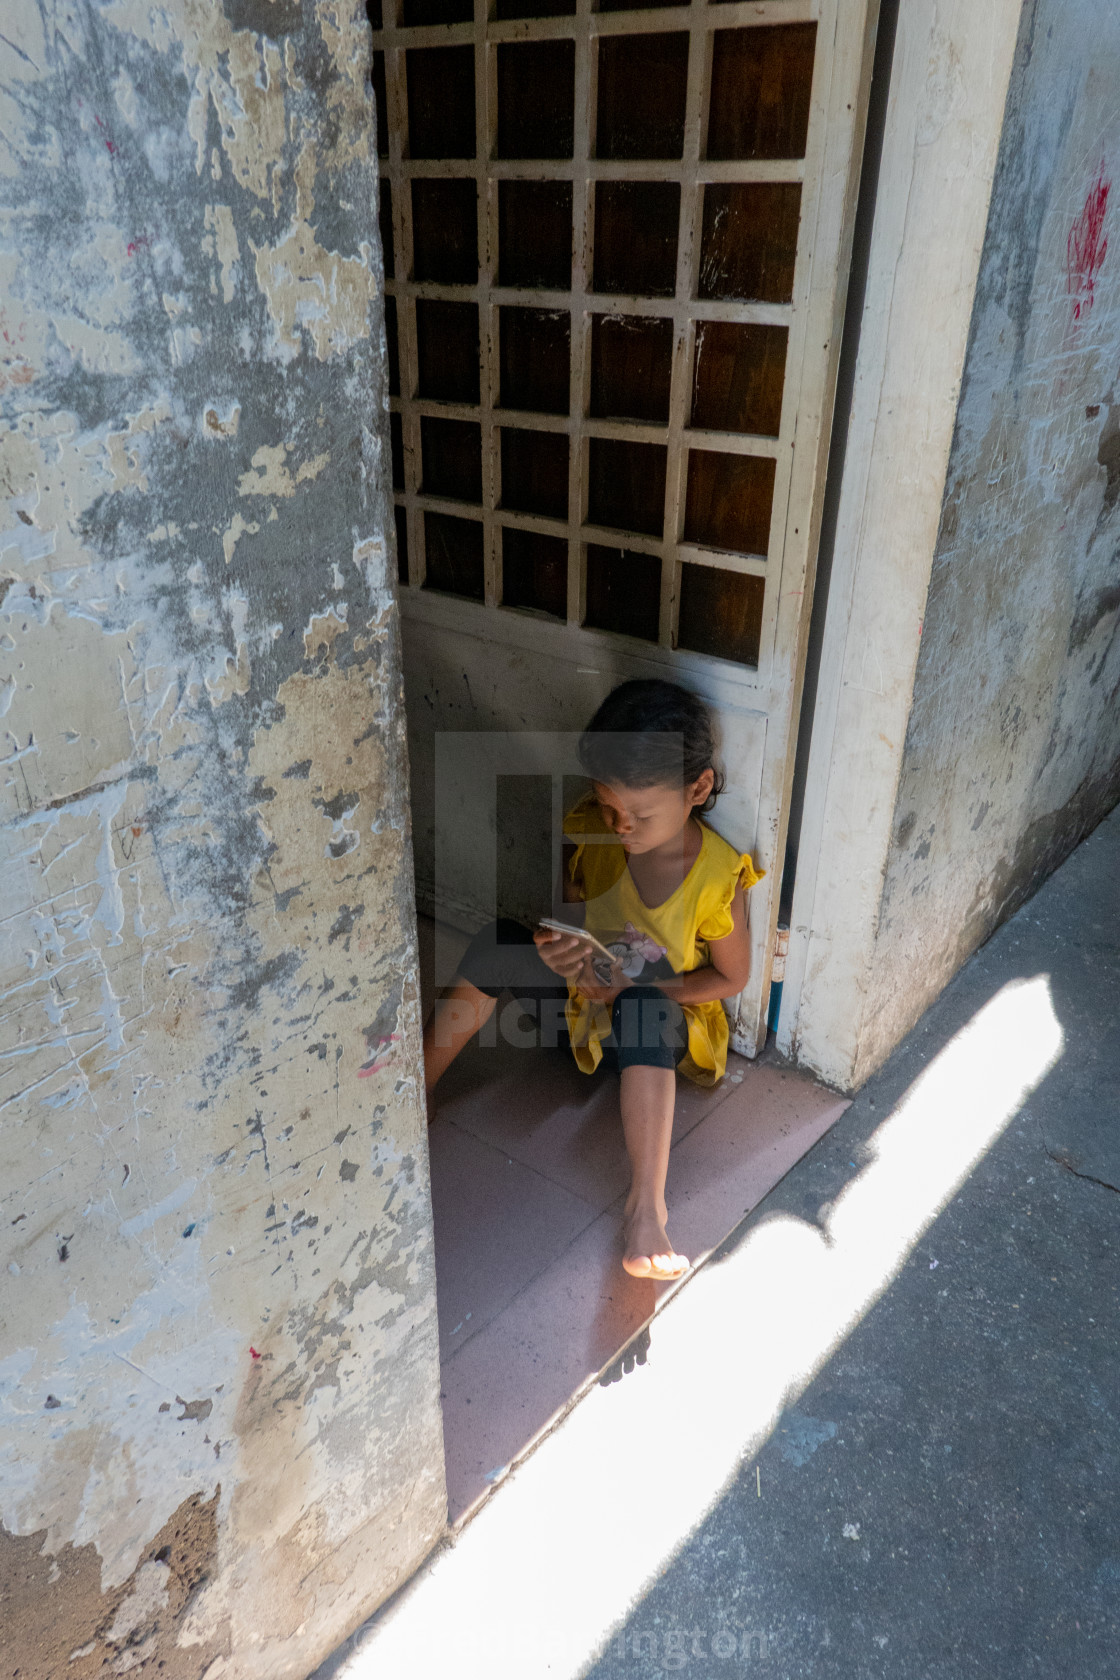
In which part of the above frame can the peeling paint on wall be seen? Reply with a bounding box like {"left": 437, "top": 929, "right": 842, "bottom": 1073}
{"left": 0, "top": 3, "right": 444, "bottom": 1676}
{"left": 1, "top": 1492, "right": 222, "bottom": 1679}
{"left": 864, "top": 0, "right": 1120, "bottom": 1073}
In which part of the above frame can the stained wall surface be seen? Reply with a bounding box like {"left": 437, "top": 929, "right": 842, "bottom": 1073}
{"left": 858, "top": 0, "right": 1120, "bottom": 1073}
{"left": 0, "top": 5, "right": 445, "bottom": 1677}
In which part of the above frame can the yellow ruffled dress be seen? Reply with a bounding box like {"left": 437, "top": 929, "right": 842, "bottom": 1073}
{"left": 562, "top": 795, "right": 765, "bottom": 1087}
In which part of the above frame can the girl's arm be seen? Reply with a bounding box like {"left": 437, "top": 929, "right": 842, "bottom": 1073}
{"left": 661, "top": 890, "right": 750, "bottom": 1001}
{"left": 560, "top": 841, "right": 583, "bottom": 906}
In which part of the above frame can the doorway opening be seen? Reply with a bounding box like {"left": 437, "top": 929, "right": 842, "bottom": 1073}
{"left": 366, "top": 0, "right": 878, "bottom": 1520}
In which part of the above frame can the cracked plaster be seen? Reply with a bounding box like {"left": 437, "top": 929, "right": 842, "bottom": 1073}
{"left": 0, "top": 3, "right": 443, "bottom": 1675}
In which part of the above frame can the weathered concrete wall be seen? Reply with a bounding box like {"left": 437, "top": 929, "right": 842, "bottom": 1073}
{"left": 856, "top": 0, "right": 1120, "bottom": 1074}
{"left": 0, "top": 5, "right": 444, "bottom": 1677}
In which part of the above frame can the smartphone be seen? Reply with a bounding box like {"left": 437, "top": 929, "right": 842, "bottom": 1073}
{"left": 537, "top": 918, "right": 618, "bottom": 967}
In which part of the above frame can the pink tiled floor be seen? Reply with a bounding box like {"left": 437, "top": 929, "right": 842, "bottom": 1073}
{"left": 418, "top": 916, "right": 849, "bottom": 1523}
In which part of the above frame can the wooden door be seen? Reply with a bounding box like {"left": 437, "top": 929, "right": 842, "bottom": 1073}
{"left": 372, "top": 0, "right": 878, "bottom": 1054}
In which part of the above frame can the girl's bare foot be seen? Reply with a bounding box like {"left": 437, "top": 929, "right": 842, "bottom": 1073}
{"left": 622, "top": 1201, "right": 689, "bottom": 1281}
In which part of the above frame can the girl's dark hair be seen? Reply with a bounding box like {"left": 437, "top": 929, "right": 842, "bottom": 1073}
{"left": 578, "top": 679, "right": 725, "bottom": 812}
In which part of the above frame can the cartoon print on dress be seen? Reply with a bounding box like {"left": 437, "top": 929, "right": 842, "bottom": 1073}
{"left": 591, "top": 921, "right": 668, "bottom": 985}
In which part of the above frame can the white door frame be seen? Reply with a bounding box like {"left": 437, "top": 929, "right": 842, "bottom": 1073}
{"left": 382, "top": 0, "right": 884, "bottom": 1055}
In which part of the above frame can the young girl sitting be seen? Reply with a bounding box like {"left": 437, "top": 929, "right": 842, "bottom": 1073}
{"left": 423, "top": 678, "right": 765, "bottom": 1283}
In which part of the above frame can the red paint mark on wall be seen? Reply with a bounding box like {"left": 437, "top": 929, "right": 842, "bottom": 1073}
{"left": 93, "top": 112, "right": 116, "bottom": 154}
{"left": 1067, "top": 166, "right": 1111, "bottom": 322}
{"left": 357, "top": 1033, "right": 400, "bottom": 1078}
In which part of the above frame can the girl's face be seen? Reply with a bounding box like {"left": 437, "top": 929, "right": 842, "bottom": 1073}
{"left": 591, "top": 770, "right": 715, "bottom": 854}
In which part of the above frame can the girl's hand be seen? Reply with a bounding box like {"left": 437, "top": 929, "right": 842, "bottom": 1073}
{"left": 534, "top": 927, "right": 592, "bottom": 979}
{"left": 569, "top": 947, "right": 629, "bottom": 1004}
{"left": 577, "top": 969, "right": 629, "bottom": 1006}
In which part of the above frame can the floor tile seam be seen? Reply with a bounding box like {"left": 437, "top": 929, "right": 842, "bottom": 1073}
{"left": 439, "top": 1181, "right": 652, "bottom": 1370}
{"left": 440, "top": 1112, "right": 621, "bottom": 1211}
{"left": 445, "top": 1060, "right": 760, "bottom": 1175}
{"left": 668, "top": 1072, "right": 840, "bottom": 1155}
{"left": 667, "top": 1057, "right": 838, "bottom": 1143}
{"left": 439, "top": 1113, "right": 607, "bottom": 1213}
{"left": 435, "top": 1047, "right": 822, "bottom": 1160}
{"left": 438, "top": 1195, "right": 611, "bottom": 1368}
{"left": 667, "top": 1068, "right": 751, "bottom": 1141}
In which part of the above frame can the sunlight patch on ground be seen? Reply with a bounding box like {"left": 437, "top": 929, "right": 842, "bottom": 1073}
{"left": 337, "top": 976, "right": 1063, "bottom": 1679}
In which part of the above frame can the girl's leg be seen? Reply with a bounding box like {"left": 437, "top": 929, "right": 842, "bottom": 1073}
{"left": 423, "top": 918, "right": 562, "bottom": 1102}
{"left": 610, "top": 985, "right": 690, "bottom": 1279}
{"left": 619, "top": 1063, "right": 688, "bottom": 1280}
{"left": 423, "top": 978, "right": 497, "bottom": 1096}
